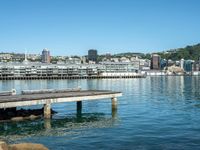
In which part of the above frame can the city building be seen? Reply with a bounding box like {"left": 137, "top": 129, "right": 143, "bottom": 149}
{"left": 193, "top": 61, "right": 200, "bottom": 71}
{"left": 0, "top": 61, "right": 142, "bottom": 78}
{"left": 105, "top": 52, "right": 111, "bottom": 60}
{"left": 81, "top": 56, "right": 87, "bottom": 64}
{"left": 160, "top": 59, "right": 167, "bottom": 70}
{"left": 12, "top": 53, "right": 25, "bottom": 62}
{"left": 100, "top": 61, "right": 140, "bottom": 73}
{"left": 42, "top": 49, "right": 51, "bottom": 63}
{"left": 111, "top": 58, "right": 119, "bottom": 63}
{"left": 184, "top": 60, "right": 193, "bottom": 72}
{"left": 66, "top": 57, "right": 81, "bottom": 64}
{"left": 0, "top": 53, "right": 12, "bottom": 62}
{"left": 151, "top": 54, "right": 160, "bottom": 70}
{"left": 88, "top": 49, "right": 98, "bottom": 63}
{"left": 140, "top": 59, "right": 151, "bottom": 70}
{"left": 180, "top": 59, "right": 184, "bottom": 70}
{"left": 120, "top": 57, "right": 130, "bottom": 63}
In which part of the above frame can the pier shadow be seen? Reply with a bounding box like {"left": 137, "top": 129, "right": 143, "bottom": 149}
{"left": 0, "top": 112, "right": 118, "bottom": 143}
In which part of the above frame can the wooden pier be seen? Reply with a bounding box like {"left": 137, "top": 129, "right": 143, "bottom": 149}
{"left": 0, "top": 89, "right": 122, "bottom": 119}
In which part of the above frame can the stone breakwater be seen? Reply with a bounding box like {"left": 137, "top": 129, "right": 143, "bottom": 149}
{"left": 0, "top": 141, "right": 49, "bottom": 150}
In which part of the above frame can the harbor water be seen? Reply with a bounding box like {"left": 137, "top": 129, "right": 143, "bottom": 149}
{"left": 0, "top": 76, "right": 200, "bottom": 150}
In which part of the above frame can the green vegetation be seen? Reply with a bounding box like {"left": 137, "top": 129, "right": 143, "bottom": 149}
{"left": 155, "top": 43, "right": 200, "bottom": 61}
{"left": 103, "top": 43, "right": 200, "bottom": 61}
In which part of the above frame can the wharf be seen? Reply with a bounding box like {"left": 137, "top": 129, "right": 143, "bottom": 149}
{"left": 0, "top": 89, "right": 122, "bottom": 119}
{"left": 0, "top": 75, "right": 145, "bottom": 80}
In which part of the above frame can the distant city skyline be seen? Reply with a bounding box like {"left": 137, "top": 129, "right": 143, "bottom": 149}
{"left": 0, "top": 0, "right": 200, "bottom": 56}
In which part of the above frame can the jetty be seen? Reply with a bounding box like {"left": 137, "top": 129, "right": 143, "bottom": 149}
{"left": 0, "top": 89, "right": 122, "bottom": 119}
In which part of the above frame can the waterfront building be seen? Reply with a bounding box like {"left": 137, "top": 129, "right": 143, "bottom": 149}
{"left": 100, "top": 62, "right": 140, "bottom": 73}
{"left": 88, "top": 49, "right": 98, "bottom": 63}
{"left": 160, "top": 59, "right": 167, "bottom": 70}
{"left": 184, "top": 60, "right": 193, "bottom": 72}
{"left": 42, "top": 49, "right": 51, "bottom": 63}
{"left": 0, "top": 61, "right": 142, "bottom": 78}
{"left": 139, "top": 59, "right": 150, "bottom": 70}
{"left": 151, "top": 54, "right": 160, "bottom": 70}
{"left": 180, "top": 59, "right": 184, "bottom": 70}
{"left": 193, "top": 61, "right": 199, "bottom": 71}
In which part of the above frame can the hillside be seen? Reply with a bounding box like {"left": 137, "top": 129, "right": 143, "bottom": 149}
{"left": 156, "top": 43, "right": 200, "bottom": 61}
{"left": 111, "top": 43, "right": 200, "bottom": 61}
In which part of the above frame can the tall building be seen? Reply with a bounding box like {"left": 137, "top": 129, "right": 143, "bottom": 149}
{"left": 88, "top": 49, "right": 98, "bottom": 63}
{"left": 180, "top": 59, "right": 184, "bottom": 70}
{"left": 42, "top": 48, "right": 51, "bottom": 63}
{"left": 151, "top": 54, "right": 160, "bottom": 70}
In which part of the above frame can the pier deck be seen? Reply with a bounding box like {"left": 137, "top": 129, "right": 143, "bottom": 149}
{"left": 0, "top": 90, "right": 122, "bottom": 118}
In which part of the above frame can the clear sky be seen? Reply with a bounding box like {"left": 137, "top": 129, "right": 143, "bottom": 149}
{"left": 0, "top": 0, "right": 200, "bottom": 56}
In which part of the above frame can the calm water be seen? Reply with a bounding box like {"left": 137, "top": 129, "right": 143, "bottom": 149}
{"left": 0, "top": 76, "right": 200, "bottom": 150}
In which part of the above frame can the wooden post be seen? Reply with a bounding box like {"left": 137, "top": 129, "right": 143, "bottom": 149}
{"left": 111, "top": 97, "right": 117, "bottom": 118}
{"left": 112, "top": 106, "right": 117, "bottom": 119}
{"left": 44, "top": 100, "right": 51, "bottom": 119}
{"left": 77, "top": 101, "right": 82, "bottom": 116}
{"left": 111, "top": 97, "right": 117, "bottom": 109}
{"left": 44, "top": 119, "right": 51, "bottom": 130}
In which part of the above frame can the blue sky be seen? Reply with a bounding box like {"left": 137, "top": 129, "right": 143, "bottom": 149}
{"left": 0, "top": 0, "right": 200, "bottom": 56}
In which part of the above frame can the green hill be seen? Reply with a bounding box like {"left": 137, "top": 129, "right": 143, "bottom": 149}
{"left": 97, "top": 43, "right": 200, "bottom": 61}
{"left": 156, "top": 43, "right": 200, "bottom": 61}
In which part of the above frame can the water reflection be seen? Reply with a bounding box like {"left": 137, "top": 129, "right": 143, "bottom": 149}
{"left": 0, "top": 112, "right": 118, "bottom": 143}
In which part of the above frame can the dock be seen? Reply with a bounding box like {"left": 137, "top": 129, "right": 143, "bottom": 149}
{"left": 0, "top": 74, "right": 145, "bottom": 80}
{"left": 0, "top": 89, "right": 122, "bottom": 119}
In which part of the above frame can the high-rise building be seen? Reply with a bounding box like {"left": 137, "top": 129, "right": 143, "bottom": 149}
{"left": 151, "top": 54, "right": 160, "bottom": 70}
{"left": 42, "top": 48, "right": 51, "bottom": 63}
{"left": 180, "top": 59, "right": 184, "bottom": 70}
{"left": 88, "top": 49, "right": 98, "bottom": 63}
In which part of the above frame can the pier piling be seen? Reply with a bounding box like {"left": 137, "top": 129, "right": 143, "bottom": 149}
{"left": 77, "top": 101, "right": 82, "bottom": 115}
{"left": 44, "top": 100, "right": 51, "bottom": 119}
{"left": 111, "top": 97, "right": 117, "bottom": 109}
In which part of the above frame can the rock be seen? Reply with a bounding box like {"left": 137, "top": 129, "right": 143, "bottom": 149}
{"left": 11, "top": 117, "right": 24, "bottom": 121}
{"left": 0, "top": 141, "right": 8, "bottom": 150}
{"left": 9, "top": 143, "right": 49, "bottom": 150}
{"left": 167, "top": 65, "right": 184, "bottom": 74}
{"left": 29, "top": 115, "right": 39, "bottom": 120}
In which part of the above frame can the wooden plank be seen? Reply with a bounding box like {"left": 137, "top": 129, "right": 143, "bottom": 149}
{"left": 0, "top": 90, "right": 122, "bottom": 109}
{"left": 0, "top": 93, "right": 122, "bottom": 109}
{"left": 0, "top": 90, "right": 121, "bottom": 102}
{"left": 21, "top": 88, "right": 81, "bottom": 95}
